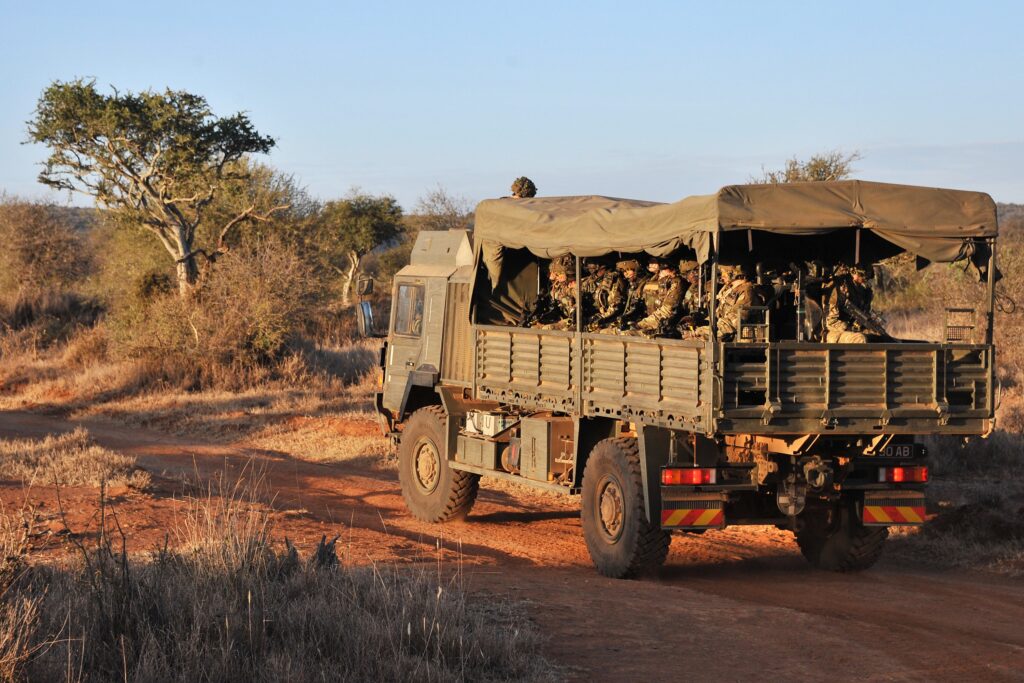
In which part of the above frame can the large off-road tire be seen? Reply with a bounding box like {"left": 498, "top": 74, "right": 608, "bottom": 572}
{"left": 581, "top": 438, "right": 671, "bottom": 579}
{"left": 796, "top": 503, "right": 888, "bottom": 572}
{"left": 398, "top": 406, "right": 479, "bottom": 523}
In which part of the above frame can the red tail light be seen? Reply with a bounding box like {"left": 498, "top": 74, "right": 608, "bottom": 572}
{"left": 662, "top": 468, "right": 716, "bottom": 485}
{"left": 878, "top": 466, "right": 928, "bottom": 483}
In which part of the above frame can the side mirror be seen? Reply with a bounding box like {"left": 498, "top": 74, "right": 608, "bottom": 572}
{"left": 357, "top": 277, "right": 374, "bottom": 296}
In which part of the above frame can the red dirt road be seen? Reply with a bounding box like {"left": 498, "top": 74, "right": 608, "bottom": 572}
{"left": 2, "top": 410, "right": 1022, "bottom": 682}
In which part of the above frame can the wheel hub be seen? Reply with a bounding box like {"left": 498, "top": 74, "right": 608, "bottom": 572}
{"left": 414, "top": 439, "right": 440, "bottom": 494}
{"left": 597, "top": 477, "right": 624, "bottom": 542}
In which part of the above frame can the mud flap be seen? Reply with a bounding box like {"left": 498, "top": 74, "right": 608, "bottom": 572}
{"left": 862, "top": 490, "right": 926, "bottom": 526}
{"left": 660, "top": 492, "right": 726, "bottom": 530}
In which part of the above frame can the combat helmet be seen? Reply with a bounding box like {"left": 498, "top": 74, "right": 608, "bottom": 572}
{"left": 511, "top": 176, "right": 538, "bottom": 198}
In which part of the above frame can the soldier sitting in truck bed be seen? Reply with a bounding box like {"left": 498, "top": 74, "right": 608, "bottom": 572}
{"left": 716, "top": 264, "right": 766, "bottom": 341}
{"left": 634, "top": 258, "right": 685, "bottom": 337}
{"left": 534, "top": 258, "right": 577, "bottom": 330}
{"left": 585, "top": 259, "right": 627, "bottom": 331}
{"left": 824, "top": 264, "right": 887, "bottom": 342}
{"left": 609, "top": 257, "right": 649, "bottom": 333}
{"left": 677, "top": 261, "right": 708, "bottom": 336}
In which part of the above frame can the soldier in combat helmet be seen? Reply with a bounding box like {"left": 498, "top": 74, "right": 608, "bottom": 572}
{"left": 824, "top": 265, "right": 877, "bottom": 343}
{"left": 635, "top": 258, "right": 684, "bottom": 336}
{"left": 586, "top": 259, "right": 627, "bottom": 331}
{"left": 610, "top": 257, "right": 649, "bottom": 333}
{"left": 715, "top": 264, "right": 765, "bottom": 341}
{"left": 534, "top": 258, "right": 577, "bottom": 330}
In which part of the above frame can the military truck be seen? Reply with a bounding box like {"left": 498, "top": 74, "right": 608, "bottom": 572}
{"left": 371, "top": 181, "right": 998, "bottom": 578}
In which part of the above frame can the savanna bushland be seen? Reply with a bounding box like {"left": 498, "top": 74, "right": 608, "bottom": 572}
{"left": 0, "top": 82, "right": 1021, "bottom": 680}
{"left": 0, "top": 81, "right": 546, "bottom": 683}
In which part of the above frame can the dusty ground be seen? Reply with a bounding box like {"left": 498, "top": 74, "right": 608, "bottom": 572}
{"left": 1, "top": 410, "right": 1022, "bottom": 682}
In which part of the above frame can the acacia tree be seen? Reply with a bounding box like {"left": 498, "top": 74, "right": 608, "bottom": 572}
{"left": 752, "top": 150, "right": 862, "bottom": 184}
{"left": 27, "top": 79, "right": 283, "bottom": 296}
{"left": 319, "top": 192, "right": 404, "bottom": 306}
{"left": 414, "top": 184, "right": 473, "bottom": 232}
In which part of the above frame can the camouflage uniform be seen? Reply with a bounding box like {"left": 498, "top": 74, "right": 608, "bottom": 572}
{"left": 534, "top": 259, "right": 577, "bottom": 330}
{"left": 588, "top": 269, "right": 627, "bottom": 330}
{"left": 636, "top": 271, "right": 684, "bottom": 335}
{"left": 601, "top": 259, "right": 647, "bottom": 333}
{"left": 824, "top": 268, "right": 872, "bottom": 343}
{"left": 715, "top": 267, "right": 765, "bottom": 340}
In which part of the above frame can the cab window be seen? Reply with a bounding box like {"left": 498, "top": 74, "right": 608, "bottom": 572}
{"left": 394, "top": 283, "right": 425, "bottom": 337}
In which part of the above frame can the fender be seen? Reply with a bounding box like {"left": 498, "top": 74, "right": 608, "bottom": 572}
{"left": 396, "top": 365, "right": 440, "bottom": 421}
{"left": 636, "top": 425, "right": 670, "bottom": 523}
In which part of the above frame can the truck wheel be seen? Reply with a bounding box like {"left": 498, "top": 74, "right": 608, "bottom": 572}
{"left": 398, "top": 406, "right": 479, "bottom": 523}
{"left": 581, "top": 438, "right": 671, "bottom": 579}
{"left": 796, "top": 504, "right": 888, "bottom": 572}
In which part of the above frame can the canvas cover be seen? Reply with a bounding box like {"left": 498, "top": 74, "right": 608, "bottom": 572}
{"left": 475, "top": 180, "right": 998, "bottom": 285}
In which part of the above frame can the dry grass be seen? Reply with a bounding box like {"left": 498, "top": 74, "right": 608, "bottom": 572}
{"left": 0, "top": 337, "right": 380, "bottom": 435}
{"left": 0, "top": 478, "right": 555, "bottom": 682}
{"left": 249, "top": 412, "right": 394, "bottom": 470}
{"left": 0, "top": 427, "right": 149, "bottom": 490}
{"left": 888, "top": 430, "right": 1024, "bottom": 576}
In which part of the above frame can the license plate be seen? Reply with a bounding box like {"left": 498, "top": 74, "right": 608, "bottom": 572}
{"left": 882, "top": 444, "right": 916, "bottom": 458}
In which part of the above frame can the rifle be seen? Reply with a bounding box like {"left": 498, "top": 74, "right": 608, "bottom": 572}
{"left": 519, "top": 293, "right": 554, "bottom": 327}
{"left": 618, "top": 291, "right": 645, "bottom": 330}
{"left": 838, "top": 294, "right": 894, "bottom": 341}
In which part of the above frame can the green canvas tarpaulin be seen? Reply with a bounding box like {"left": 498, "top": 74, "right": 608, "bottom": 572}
{"left": 475, "top": 180, "right": 998, "bottom": 286}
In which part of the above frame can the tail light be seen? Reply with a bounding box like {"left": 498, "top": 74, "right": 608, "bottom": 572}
{"left": 878, "top": 466, "right": 928, "bottom": 483}
{"left": 662, "top": 468, "right": 716, "bottom": 485}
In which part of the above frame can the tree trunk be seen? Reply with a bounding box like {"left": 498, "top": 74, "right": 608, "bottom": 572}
{"left": 340, "top": 251, "right": 361, "bottom": 308}
{"left": 176, "top": 254, "right": 200, "bottom": 297}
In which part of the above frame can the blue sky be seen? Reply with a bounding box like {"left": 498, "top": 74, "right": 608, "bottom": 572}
{"left": 1, "top": 1, "right": 1022, "bottom": 209}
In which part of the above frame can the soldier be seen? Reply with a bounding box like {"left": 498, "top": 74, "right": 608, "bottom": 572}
{"left": 610, "top": 258, "right": 649, "bottom": 333}
{"left": 587, "top": 260, "right": 627, "bottom": 330}
{"left": 824, "top": 265, "right": 876, "bottom": 343}
{"left": 511, "top": 176, "right": 537, "bottom": 199}
{"left": 678, "top": 261, "right": 707, "bottom": 335}
{"left": 715, "top": 264, "right": 765, "bottom": 341}
{"left": 636, "top": 258, "right": 684, "bottom": 336}
{"left": 536, "top": 259, "right": 577, "bottom": 330}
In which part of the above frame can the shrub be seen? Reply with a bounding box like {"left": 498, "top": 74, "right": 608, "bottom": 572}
{"left": 0, "top": 199, "right": 92, "bottom": 297}
{"left": 108, "top": 239, "right": 324, "bottom": 389}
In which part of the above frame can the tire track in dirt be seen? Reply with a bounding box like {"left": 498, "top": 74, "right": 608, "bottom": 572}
{"left": 2, "top": 410, "right": 1022, "bottom": 682}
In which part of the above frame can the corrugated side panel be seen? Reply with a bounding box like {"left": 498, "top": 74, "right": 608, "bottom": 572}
{"left": 723, "top": 343, "right": 991, "bottom": 420}
{"left": 583, "top": 336, "right": 702, "bottom": 426}
{"left": 440, "top": 282, "right": 473, "bottom": 385}
{"left": 945, "top": 347, "right": 989, "bottom": 413}
{"left": 475, "top": 327, "right": 576, "bottom": 411}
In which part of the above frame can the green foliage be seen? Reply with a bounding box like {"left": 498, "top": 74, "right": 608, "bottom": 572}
{"left": 109, "top": 240, "right": 322, "bottom": 389}
{"left": 26, "top": 79, "right": 279, "bottom": 293}
{"left": 313, "top": 191, "right": 404, "bottom": 304}
{"left": 320, "top": 191, "right": 404, "bottom": 259}
{"left": 752, "top": 150, "right": 861, "bottom": 184}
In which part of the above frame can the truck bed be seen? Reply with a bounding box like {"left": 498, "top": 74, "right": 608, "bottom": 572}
{"left": 473, "top": 325, "right": 994, "bottom": 436}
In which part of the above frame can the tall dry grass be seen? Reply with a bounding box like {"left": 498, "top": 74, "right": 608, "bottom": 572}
{"left": 0, "top": 427, "right": 149, "bottom": 490}
{"left": 0, "top": 476, "right": 555, "bottom": 682}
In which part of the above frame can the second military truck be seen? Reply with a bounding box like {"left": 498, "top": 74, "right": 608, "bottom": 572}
{"left": 373, "top": 180, "right": 998, "bottom": 578}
